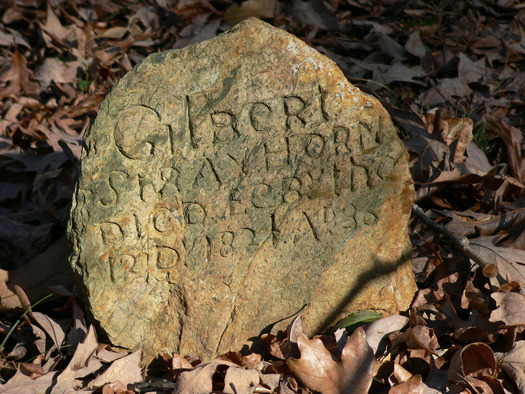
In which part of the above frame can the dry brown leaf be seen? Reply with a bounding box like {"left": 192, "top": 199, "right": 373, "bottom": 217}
{"left": 289, "top": 0, "right": 339, "bottom": 32}
{"left": 452, "top": 374, "right": 506, "bottom": 393}
{"left": 287, "top": 326, "right": 374, "bottom": 394}
{"left": 363, "top": 314, "right": 409, "bottom": 355}
{"left": 33, "top": 58, "right": 83, "bottom": 89}
{"left": 223, "top": 366, "right": 259, "bottom": 394}
{"left": 439, "top": 209, "right": 525, "bottom": 238}
{"left": 388, "top": 374, "right": 424, "bottom": 393}
{"left": 224, "top": 0, "right": 277, "bottom": 26}
{"left": 489, "top": 291, "right": 525, "bottom": 326}
{"left": 0, "top": 368, "right": 58, "bottom": 393}
{"left": 96, "top": 347, "right": 129, "bottom": 363}
{"left": 420, "top": 78, "right": 471, "bottom": 106}
{"left": 448, "top": 342, "right": 496, "bottom": 386}
{"left": 389, "top": 361, "right": 413, "bottom": 385}
{"left": 40, "top": 3, "right": 75, "bottom": 43}
{"left": 423, "top": 114, "right": 473, "bottom": 163}
{"left": 172, "top": 354, "right": 193, "bottom": 370}
{"left": 220, "top": 351, "right": 262, "bottom": 369}
{"left": 405, "top": 31, "right": 426, "bottom": 58}
{"left": 173, "top": 359, "right": 239, "bottom": 394}
{"left": 19, "top": 362, "right": 45, "bottom": 378}
{"left": 469, "top": 236, "right": 525, "bottom": 283}
{"left": 31, "top": 311, "right": 66, "bottom": 354}
{"left": 0, "top": 50, "right": 40, "bottom": 97}
{"left": 458, "top": 53, "right": 486, "bottom": 84}
{"left": 393, "top": 325, "right": 439, "bottom": 355}
{"left": 495, "top": 341, "right": 525, "bottom": 393}
{"left": 88, "top": 349, "right": 142, "bottom": 389}
{"left": 51, "top": 325, "right": 100, "bottom": 393}
{"left": 101, "top": 26, "right": 129, "bottom": 39}
{"left": 259, "top": 373, "right": 281, "bottom": 392}
{"left": 0, "top": 30, "right": 31, "bottom": 48}
{"left": 487, "top": 115, "right": 525, "bottom": 184}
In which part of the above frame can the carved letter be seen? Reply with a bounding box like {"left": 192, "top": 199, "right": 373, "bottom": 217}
{"left": 252, "top": 183, "right": 274, "bottom": 208}
{"left": 305, "top": 134, "right": 325, "bottom": 158}
{"left": 99, "top": 170, "right": 128, "bottom": 207}
{"left": 194, "top": 158, "right": 222, "bottom": 189}
{"left": 100, "top": 222, "right": 124, "bottom": 245}
{"left": 113, "top": 105, "right": 162, "bottom": 160}
{"left": 156, "top": 245, "right": 180, "bottom": 269}
{"left": 284, "top": 96, "right": 307, "bottom": 131}
{"left": 264, "top": 138, "right": 289, "bottom": 171}
{"left": 153, "top": 208, "right": 174, "bottom": 233}
{"left": 219, "top": 231, "right": 234, "bottom": 257}
{"left": 211, "top": 111, "right": 239, "bottom": 143}
{"left": 249, "top": 102, "right": 272, "bottom": 131}
{"left": 184, "top": 202, "right": 206, "bottom": 224}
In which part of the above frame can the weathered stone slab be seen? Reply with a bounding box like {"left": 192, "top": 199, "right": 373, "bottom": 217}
{"left": 68, "top": 18, "right": 416, "bottom": 361}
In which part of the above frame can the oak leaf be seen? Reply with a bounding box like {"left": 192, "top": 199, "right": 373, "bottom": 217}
{"left": 490, "top": 291, "right": 525, "bottom": 326}
{"left": 495, "top": 341, "right": 525, "bottom": 393}
{"left": 287, "top": 326, "right": 374, "bottom": 394}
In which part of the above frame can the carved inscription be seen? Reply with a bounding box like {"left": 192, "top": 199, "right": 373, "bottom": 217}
{"left": 95, "top": 88, "right": 400, "bottom": 278}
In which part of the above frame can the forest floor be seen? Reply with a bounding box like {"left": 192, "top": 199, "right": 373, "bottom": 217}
{"left": 1, "top": 0, "right": 525, "bottom": 392}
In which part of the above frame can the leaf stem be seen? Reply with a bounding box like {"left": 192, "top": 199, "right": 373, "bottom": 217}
{"left": 0, "top": 293, "right": 54, "bottom": 354}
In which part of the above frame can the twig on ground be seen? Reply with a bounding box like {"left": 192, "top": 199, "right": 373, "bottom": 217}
{"left": 412, "top": 204, "right": 499, "bottom": 278}
{"left": 135, "top": 380, "right": 176, "bottom": 393}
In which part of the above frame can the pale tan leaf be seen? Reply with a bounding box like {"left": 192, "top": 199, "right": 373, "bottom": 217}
{"left": 490, "top": 292, "right": 525, "bottom": 326}
{"left": 40, "top": 3, "right": 74, "bottom": 42}
{"left": 469, "top": 236, "right": 525, "bottom": 283}
{"left": 88, "top": 349, "right": 142, "bottom": 389}
{"left": 174, "top": 359, "right": 238, "bottom": 394}
{"left": 96, "top": 347, "right": 129, "bottom": 363}
{"left": 101, "top": 26, "right": 129, "bottom": 39}
{"left": 51, "top": 325, "right": 99, "bottom": 393}
{"left": 0, "top": 368, "right": 57, "bottom": 393}
{"left": 287, "top": 327, "right": 374, "bottom": 394}
{"left": 172, "top": 354, "right": 193, "bottom": 370}
{"left": 223, "top": 366, "right": 259, "bottom": 394}
{"left": 363, "top": 315, "right": 409, "bottom": 355}
{"left": 458, "top": 53, "right": 486, "bottom": 84}
{"left": 33, "top": 58, "right": 82, "bottom": 89}
{"left": 31, "top": 311, "right": 66, "bottom": 353}
{"left": 340, "top": 327, "right": 375, "bottom": 393}
{"left": 259, "top": 373, "right": 281, "bottom": 391}
{"left": 423, "top": 114, "right": 473, "bottom": 163}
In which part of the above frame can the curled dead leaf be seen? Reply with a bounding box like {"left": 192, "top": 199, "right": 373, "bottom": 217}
{"left": 448, "top": 342, "right": 497, "bottom": 390}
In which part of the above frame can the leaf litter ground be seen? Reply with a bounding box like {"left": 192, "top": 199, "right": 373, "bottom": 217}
{"left": 1, "top": 0, "right": 525, "bottom": 392}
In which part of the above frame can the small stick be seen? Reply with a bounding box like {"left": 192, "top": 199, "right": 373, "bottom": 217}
{"left": 411, "top": 204, "right": 498, "bottom": 277}
{"left": 135, "top": 380, "right": 176, "bottom": 393}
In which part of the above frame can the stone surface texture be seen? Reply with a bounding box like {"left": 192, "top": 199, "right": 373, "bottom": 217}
{"left": 68, "top": 18, "right": 416, "bottom": 361}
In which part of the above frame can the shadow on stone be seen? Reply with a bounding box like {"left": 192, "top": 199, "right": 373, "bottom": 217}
{"left": 245, "top": 247, "right": 414, "bottom": 357}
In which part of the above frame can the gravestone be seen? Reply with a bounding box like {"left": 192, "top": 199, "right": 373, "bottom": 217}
{"left": 68, "top": 18, "right": 417, "bottom": 362}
